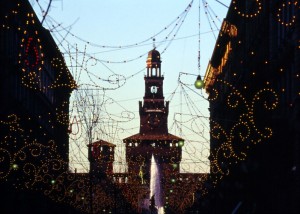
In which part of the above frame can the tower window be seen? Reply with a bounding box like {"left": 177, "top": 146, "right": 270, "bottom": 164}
{"left": 152, "top": 68, "right": 156, "bottom": 76}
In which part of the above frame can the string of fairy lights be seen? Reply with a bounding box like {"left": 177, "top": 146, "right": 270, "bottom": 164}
{"left": 2, "top": 0, "right": 298, "bottom": 213}
{"left": 38, "top": 0, "right": 222, "bottom": 176}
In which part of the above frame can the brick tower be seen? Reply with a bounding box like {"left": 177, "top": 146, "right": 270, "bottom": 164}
{"left": 123, "top": 49, "right": 184, "bottom": 186}
{"left": 88, "top": 140, "right": 115, "bottom": 178}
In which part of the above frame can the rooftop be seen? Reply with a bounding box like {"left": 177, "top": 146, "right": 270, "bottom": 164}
{"left": 123, "top": 133, "right": 183, "bottom": 142}
{"left": 88, "top": 139, "right": 116, "bottom": 147}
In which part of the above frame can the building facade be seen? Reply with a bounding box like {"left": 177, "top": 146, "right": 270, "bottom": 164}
{"left": 88, "top": 140, "right": 116, "bottom": 178}
{"left": 0, "top": 0, "right": 76, "bottom": 162}
{"left": 201, "top": 0, "right": 300, "bottom": 213}
{"left": 0, "top": 0, "right": 77, "bottom": 213}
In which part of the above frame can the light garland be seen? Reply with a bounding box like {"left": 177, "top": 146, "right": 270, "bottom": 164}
{"left": 208, "top": 79, "right": 279, "bottom": 186}
{"left": 277, "top": 1, "right": 298, "bottom": 26}
{"left": 2, "top": 0, "right": 293, "bottom": 213}
{"left": 232, "top": 0, "right": 262, "bottom": 18}
{"left": 19, "top": 18, "right": 45, "bottom": 89}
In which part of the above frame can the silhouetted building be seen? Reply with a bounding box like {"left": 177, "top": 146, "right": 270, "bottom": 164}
{"left": 124, "top": 49, "right": 183, "bottom": 186}
{"left": 202, "top": 0, "right": 300, "bottom": 213}
{"left": 120, "top": 49, "right": 184, "bottom": 213}
{"left": 0, "top": 0, "right": 76, "bottom": 162}
{"left": 88, "top": 140, "right": 115, "bottom": 178}
{"left": 0, "top": 0, "right": 77, "bottom": 213}
{"left": 120, "top": 49, "right": 206, "bottom": 213}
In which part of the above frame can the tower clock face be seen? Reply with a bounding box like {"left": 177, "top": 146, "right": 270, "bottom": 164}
{"left": 150, "top": 86, "right": 158, "bottom": 94}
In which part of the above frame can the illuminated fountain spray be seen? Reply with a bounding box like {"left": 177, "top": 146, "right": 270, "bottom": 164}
{"left": 150, "top": 154, "right": 164, "bottom": 214}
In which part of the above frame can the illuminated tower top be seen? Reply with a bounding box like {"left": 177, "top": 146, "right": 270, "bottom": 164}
{"left": 146, "top": 48, "right": 162, "bottom": 77}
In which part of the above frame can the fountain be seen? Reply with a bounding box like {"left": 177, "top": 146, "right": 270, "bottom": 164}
{"left": 150, "top": 155, "right": 164, "bottom": 214}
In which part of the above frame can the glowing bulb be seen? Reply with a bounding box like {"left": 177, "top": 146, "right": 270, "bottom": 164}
{"left": 178, "top": 140, "right": 184, "bottom": 147}
{"left": 12, "top": 164, "right": 18, "bottom": 170}
{"left": 194, "top": 75, "right": 204, "bottom": 89}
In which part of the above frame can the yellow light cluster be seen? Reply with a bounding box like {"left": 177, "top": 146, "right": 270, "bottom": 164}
{"left": 56, "top": 101, "right": 70, "bottom": 125}
{"left": 0, "top": 114, "right": 116, "bottom": 213}
{"left": 1, "top": 2, "right": 77, "bottom": 92}
{"left": 232, "top": 0, "right": 262, "bottom": 18}
{"left": 277, "top": 1, "right": 298, "bottom": 26}
{"left": 209, "top": 79, "right": 279, "bottom": 186}
{"left": 48, "top": 58, "right": 77, "bottom": 90}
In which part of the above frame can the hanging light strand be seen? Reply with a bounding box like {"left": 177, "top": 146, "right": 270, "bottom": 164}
{"left": 46, "top": 0, "right": 194, "bottom": 50}
{"left": 198, "top": 0, "right": 201, "bottom": 74}
{"left": 194, "top": 0, "right": 205, "bottom": 89}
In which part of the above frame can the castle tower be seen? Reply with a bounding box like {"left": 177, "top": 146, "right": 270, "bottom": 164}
{"left": 88, "top": 140, "right": 115, "bottom": 177}
{"left": 123, "top": 49, "right": 184, "bottom": 185}
{"left": 140, "top": 49, "right": 168, "bottom": 135}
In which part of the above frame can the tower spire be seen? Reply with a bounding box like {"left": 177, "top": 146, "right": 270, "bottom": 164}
{"left": 146, "top": 48, "right": 161, "bottom": 77}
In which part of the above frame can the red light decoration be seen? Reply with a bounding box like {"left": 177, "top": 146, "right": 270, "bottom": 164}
{"left": 24, "top": 37, "right": 40, "bottom": 68}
